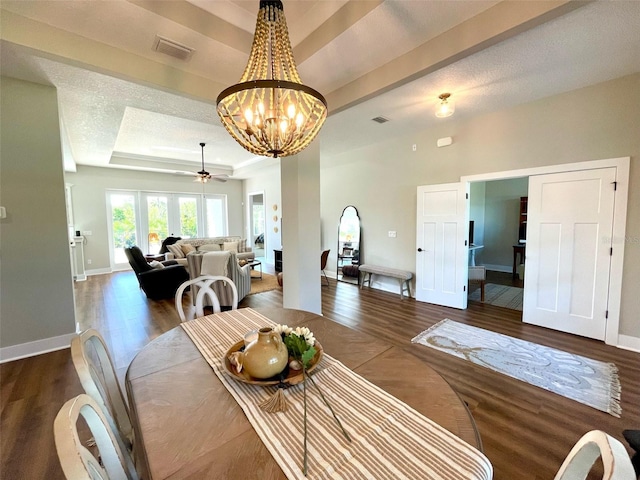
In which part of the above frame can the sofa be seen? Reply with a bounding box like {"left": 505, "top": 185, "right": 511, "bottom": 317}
{"left": 186, "top": 251, "right": 252, "bottom": 307}
{"left": 164, "top": 236, "right": 255, "bottom": 266}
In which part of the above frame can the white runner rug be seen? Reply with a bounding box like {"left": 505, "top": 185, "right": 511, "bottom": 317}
{"left": 412, "top": 319, "right": 621, "bottom": 417}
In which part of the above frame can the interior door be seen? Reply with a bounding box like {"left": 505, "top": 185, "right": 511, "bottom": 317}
{"left": 523, "top": 168, "right": 616, "bottom": 340}
{"left": 416, "top": 183, "right": 468, "bottom": 309}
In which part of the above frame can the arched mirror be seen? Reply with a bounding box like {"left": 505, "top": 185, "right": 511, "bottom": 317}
{"left": 337, "top": 205, "right": 361, "bottom": 284}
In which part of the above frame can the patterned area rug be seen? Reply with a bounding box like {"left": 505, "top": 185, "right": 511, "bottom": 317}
{"left": 469, "top": 283, "right": 523, "bottom": 311}
{"left": 248, "top": 273, "right": 280, "bottom": 295}
{"left": 412, "top": 319, "right": 621, "bottom": 417}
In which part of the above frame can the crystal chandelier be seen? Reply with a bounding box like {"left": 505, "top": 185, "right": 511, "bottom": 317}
{"left": 216, "top": 0, "right": 327, "bottom": 158}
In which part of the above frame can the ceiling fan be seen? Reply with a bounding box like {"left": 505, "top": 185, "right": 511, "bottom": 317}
{"left": 193, "top": 142, "right": 229, "bottom": 183}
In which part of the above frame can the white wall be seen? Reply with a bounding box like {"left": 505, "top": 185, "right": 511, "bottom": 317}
{"left": 65, "top": 166, "right": 245, "bottom": 273}
{"left": 318, "top": 73, "right": 640, "bottom": 338}
{"left": 243, "top": 164, "right": 282, "bottom": 266}
{"left": 0, "top": 77, "right": 76, "bottom": 356}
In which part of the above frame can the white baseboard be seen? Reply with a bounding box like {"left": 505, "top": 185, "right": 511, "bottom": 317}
{"left": 0, "top": 332, "right": 75, "bottom": 363}
{"left": 617, "top": 334, "right": 640, "bottom": 353}
{"left": 483, "top": 264, "right": 513, "bottom": 274}
{"left": 86, "top": 267, "right": 114, "bottom": 276}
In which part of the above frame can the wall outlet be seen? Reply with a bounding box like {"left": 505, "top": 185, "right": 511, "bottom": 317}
{"left": 82, "top": 230, "right": 92, "bottom": 236}
{"left": 388, "top": 231, "right": 397, "bottom": 238}
{"left": 87, "top": 259, "right": 92, "bottom": 264}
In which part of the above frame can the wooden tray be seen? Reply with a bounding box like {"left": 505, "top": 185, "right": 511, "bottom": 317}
{"left": 222, "top": 340, "right": 323, "bottom": 386}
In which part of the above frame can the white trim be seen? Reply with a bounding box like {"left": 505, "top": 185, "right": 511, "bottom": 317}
{"left": 617, "top": 334, "right": 640, "bottom": 353}
{"left": 461, "top": 156, "right": 629, "bottom": 346}
{"left": 0, "top": 333, "right": 75, "bottom": 363}
{"left": 86, "top": 267, "right": 116, "bottom": 276}
{"left": 483, "top": 264, "right": 512, "bottom": 274}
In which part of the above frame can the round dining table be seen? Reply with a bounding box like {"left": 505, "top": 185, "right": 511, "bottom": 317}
{"left": 126, "top": 307, "right": 482, "bottom": 479}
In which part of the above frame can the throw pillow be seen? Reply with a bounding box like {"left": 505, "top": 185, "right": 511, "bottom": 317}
{"left": 180, "top": 244, "right": 196, "bottom": 255}
{"left": 167, "top": 243, "right": 185, "bottom": 259}
{"left": 149, "top": 260, "right": 165, "bottom": 269}
{"left": 238, "top": 238, "right": 247, "bottom": 253}
{"left": 199, "top": 243, "right": 221, "bottom": 252}
{"left": 223, "top": 241, "right": 239, "bottom": 254}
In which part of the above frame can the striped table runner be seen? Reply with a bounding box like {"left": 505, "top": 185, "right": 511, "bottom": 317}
{"left": 181, "top": 309, "right": 493, "bottom": 480}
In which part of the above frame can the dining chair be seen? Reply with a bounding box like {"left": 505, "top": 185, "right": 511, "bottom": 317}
{"left": 54, "top": 393, "right": 138, "bottom": 480}
{"left": 320, "top": 249, "right": 330, "bottom": 286}
{"left": 71, "top": 329, "right": 134, "bottom": 452}
{"left": 554, "top": 430, "right": 635, "bottom": 480}
{"left": 175, "top": 275, "right": 238, "bottom": 322}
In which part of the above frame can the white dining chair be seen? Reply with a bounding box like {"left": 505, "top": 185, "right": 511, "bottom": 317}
{"left": 54, "top": 393, "right": 138, "bottom": 480}
{"left": 554, "top": 430, "right": 635, "bottom": 480}
{"left": 175, "top": 275, "right": 238, "bottom": 322}
{"left": 71, "top": 329, "right": 134, "bottom": 452}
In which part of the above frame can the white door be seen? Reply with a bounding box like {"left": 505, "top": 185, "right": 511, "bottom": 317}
{"left": 523, "top": 168, "right": 616, "bottom": 340}
{"left": 416, "top": 183, "right": 468, "bottom": 309}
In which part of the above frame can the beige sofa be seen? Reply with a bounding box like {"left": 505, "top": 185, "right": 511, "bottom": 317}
{"left": 165, "top": 236, "right": 255, "bottom": 266}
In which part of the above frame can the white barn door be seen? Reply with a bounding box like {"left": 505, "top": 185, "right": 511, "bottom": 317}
{"left": 523, "top": 168, "right": 616, "bottom": 340}
{"left": 416, "top": 183, "right": 468, "bottom": 309}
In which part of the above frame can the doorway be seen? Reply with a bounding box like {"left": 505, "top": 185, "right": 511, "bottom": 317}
{"left": 416, "top": 156, "right": 629, "bottom": 345}
{"left": 248, "top": 192, "right": 265, "bottom": 260}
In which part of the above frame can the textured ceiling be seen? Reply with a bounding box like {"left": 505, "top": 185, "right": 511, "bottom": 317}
{"left": 1, "top": 1, "right": 639, "bottom": 178}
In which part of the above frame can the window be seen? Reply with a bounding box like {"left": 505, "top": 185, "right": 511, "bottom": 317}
{"left": 108, "top": 192, "right": 138, "bottom": 266}
{"left": 205, "top": 195, "right": 227, "bottom": 237}
{"left": 146, "top": 195, "right": 169, "bottom": 253}
{"left": 178, "top": 196, "right": 198, "bottom": 238}
{"left": 108, "top": 190, "right": 228, "bottom": 266}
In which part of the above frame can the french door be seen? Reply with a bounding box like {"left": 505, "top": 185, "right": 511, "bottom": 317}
{"left": 108, "top": 192, "right": 138, "bottom": 269}
{"left": 415, "top": 183, "right": 468, "bottom": 309}
{"left": 523, "top": 168, "right": 616, "bottom": 340}
{"left": 108, "top": 191, "right": 228, "bottom": 268}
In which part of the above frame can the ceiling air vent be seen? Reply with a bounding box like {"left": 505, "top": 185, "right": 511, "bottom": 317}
{"left": 371, "top": 116, "right": 390, "bottom": 124}
{"left": 153, "top": 35, "right": 195, "bottom": 61}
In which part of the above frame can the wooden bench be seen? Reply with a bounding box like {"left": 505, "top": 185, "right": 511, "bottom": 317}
{"left": 359, "top": 265, "right": 413, "bottom": 299}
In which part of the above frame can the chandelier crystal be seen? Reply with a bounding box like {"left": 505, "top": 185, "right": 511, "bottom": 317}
{"left": 216, "top": 0, "right": 327, "bottom": 158}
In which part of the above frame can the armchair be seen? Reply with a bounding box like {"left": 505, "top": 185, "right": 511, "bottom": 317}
{"left": 125, "top": 246, "right": 189, "bottom": 300}
{"left": 187, "top": 251, "right": 252, "bottom": 307}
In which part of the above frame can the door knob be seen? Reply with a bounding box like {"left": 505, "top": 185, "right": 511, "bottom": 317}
{"left": 417, "top": 248, "right": 424, "bottom": 252}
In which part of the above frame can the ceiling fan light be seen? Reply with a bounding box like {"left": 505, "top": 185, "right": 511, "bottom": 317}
{"left": 435, "top": 93, "right": 455, "bottom": 118}
{"left": 216, "top": 0, "right": 327, "bottom": 158}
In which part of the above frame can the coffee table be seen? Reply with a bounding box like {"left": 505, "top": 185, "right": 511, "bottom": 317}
{"left": 248, "top": 259, "right": 262, "bottom": 279}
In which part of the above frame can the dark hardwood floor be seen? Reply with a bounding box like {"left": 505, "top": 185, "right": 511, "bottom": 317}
{"left": 1, "top": 268, "right": 638, "bottom": 479}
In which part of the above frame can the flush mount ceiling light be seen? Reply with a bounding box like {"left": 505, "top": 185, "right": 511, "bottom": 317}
{"left": 216, "top": 0, "right": 327, "bottom": 158}
{"left": 435, "top": 93, "right": 455, "bottom": 118}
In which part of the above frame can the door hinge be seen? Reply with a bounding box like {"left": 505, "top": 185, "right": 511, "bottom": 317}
{"left": 605, "top": 310, "right": 609, "bottom": 319}
{"left": 463, "top": 285, "right": 466, "bottom": 292}
{"left": 612, "top": 181, "right": 617, "bottom": 191}
{"left": 466, "top": 193, "right": 469, "bottom": 200}
{"left": 465, "top": 240, "right": 468, "bottom": 246}
{"left": 610, "top": 247, "right": 613, "bottom": 256}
